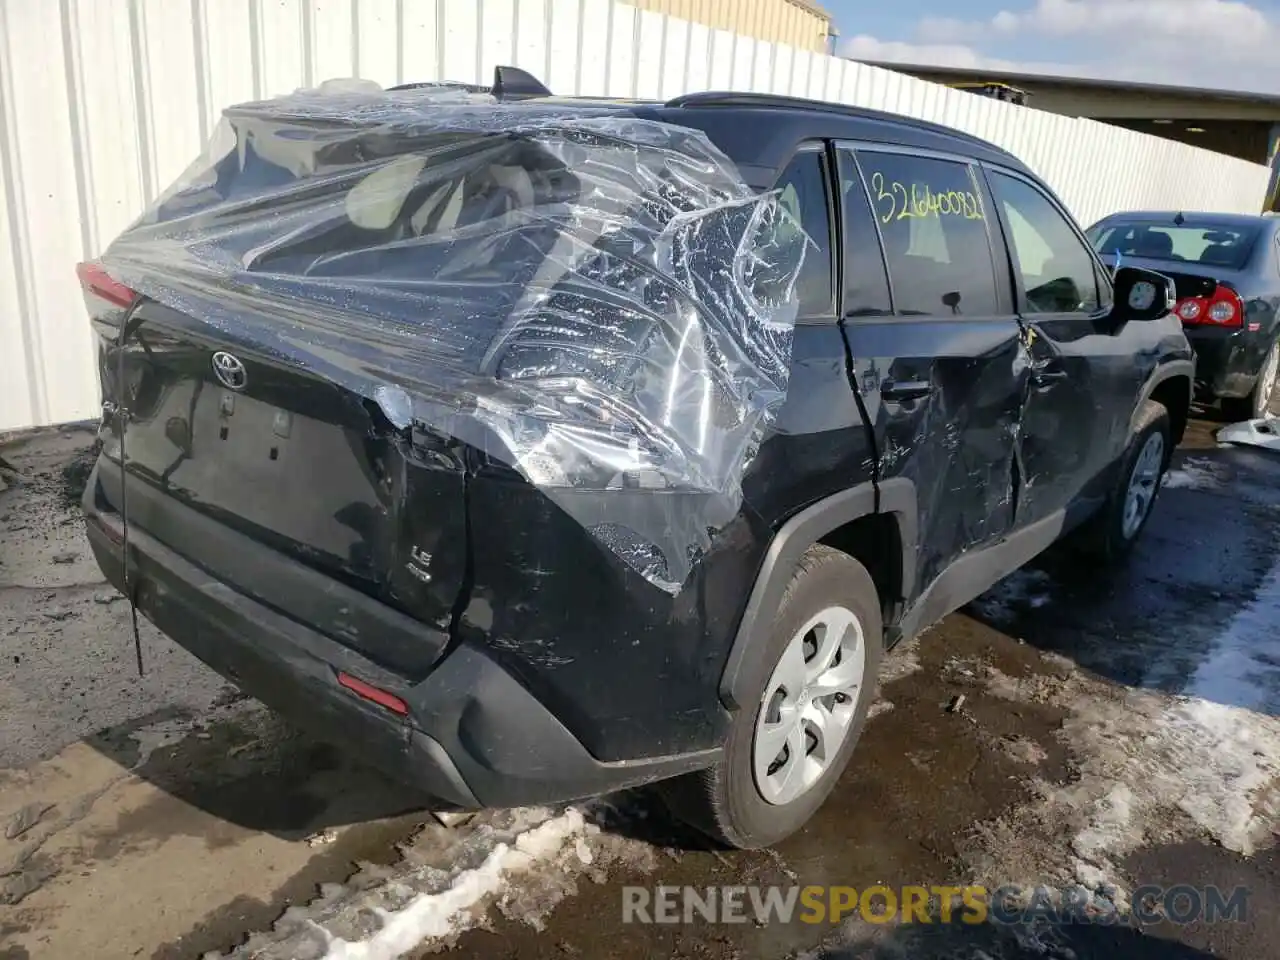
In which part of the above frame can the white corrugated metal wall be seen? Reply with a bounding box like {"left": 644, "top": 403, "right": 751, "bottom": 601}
{"left": 0, "top": 0, "right": 1271, "bottom": 431}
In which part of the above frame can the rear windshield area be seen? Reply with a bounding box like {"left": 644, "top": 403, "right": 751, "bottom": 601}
{"left": 1089, "top": 221, "right": 1258, "bottom": 270}
{"left": 151, "top": 128, "right": 584, "bottom": 277}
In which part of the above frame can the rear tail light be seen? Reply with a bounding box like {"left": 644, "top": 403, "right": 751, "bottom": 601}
{"left": 1177, "top": 300, "right": 1201, "bottom": 321}
{"left": 1207, "top": 300, "right": 1236, "bottom": 323}
{"left": 76, "top": 261, "right": 137, "bottom": 309}
{"left": 1174, "top": 286, "right": 1243, "bottom": 328}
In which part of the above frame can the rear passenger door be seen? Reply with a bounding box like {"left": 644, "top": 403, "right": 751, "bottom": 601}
{"left": 835, "top": 144, "right": 1029, "bottom": 605}
{"left": 742, "top": 144, "right": 878, "bottom": 525}
{"left": 983, "top": 167, "right": 1140, "bottom": 526}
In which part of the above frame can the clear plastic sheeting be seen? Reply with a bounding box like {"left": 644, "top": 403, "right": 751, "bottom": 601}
{"left": 101, "top": 82, "right": 806, "bottom": 592}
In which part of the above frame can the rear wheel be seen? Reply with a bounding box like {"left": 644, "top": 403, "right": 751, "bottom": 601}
{"left": 660, "top": 546, "right": 882, "bottom": 849}
{"left": 1222, "top": 338, "right": 1280, "bottom": 421}
{"left": 1075, "top": 399, "right": 1171, "bottom": 562}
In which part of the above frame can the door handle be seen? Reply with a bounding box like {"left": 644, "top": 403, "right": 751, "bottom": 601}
{"left": 880, "top": 379, "right": 934, "bottom": 402}
{"left": 1030, "top": 368, "right": 1069, "bottom": 387}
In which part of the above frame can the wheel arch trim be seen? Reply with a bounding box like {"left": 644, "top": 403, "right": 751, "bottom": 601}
{"left": 1134, "top": 360, "right": 1194, "bottom": 432}
{"left": 718, "top": 478, "right": 917, "bottom": 711}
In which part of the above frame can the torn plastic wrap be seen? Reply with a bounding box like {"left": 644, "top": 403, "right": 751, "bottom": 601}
{"left": 100, "top": 83, "right": 807, "bottom": 593}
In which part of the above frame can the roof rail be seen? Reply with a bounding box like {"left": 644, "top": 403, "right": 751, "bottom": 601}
{"left": 666, "top": 91, "right": 859, "bottom": 113}
{"left": 665, "top": 90, "right": 1008, "bottom": 155}
{"left": 389, "top": 65, "right": 553, "bottom": 100}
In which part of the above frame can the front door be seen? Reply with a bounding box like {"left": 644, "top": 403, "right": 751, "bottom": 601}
{"left": 835, "top": 143, "right": 1029, "bottom": 608}
{"left": 983, "top": 167, "right": 1146, "bottom": 527}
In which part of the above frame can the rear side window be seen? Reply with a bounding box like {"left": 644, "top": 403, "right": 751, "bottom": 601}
{"left": 835, "top": 150, "right": 892, "bottom": 316}
{"left": 991, "top": 172, "right": 1101, "bottom": 314}
{"left": 854, "top": 151, "right": 999, "bottom": 316}
{"left": 770, "top": 150, "right": 835, "bottom": 319}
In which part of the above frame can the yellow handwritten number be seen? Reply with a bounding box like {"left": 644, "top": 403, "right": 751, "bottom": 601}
{"left": 870, "top": 173, "right": 986, "bottom": 223}
{"left": 870, "top": 171, "right": 895, "bottom": 224}
{"left": 893, "top": 181, "right": 911, "bottom": 220}
{"left": 910, "top": 182, "right": 929, "bottom": 218}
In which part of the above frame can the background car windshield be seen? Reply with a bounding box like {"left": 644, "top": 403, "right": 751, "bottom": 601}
{"left": 1089, "top": 222, "right": 1258, "bottom": 270}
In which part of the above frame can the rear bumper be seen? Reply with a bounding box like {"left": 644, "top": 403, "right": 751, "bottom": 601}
{"left": 1185, "top": 325, "right": 1263, "bottom": 400}
{"left": 83, "top": 462, "right": 716, "bottom": 807}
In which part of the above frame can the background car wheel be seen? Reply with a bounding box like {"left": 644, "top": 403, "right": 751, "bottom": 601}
{"left": 1075, "top": 399, "right": 1171, "bottom": 563}
{"left": 660, "top": 546, "right": 883, "bottom": 849}
{"left": 1222, "top": 339, "right": 1280, "bottom": 421}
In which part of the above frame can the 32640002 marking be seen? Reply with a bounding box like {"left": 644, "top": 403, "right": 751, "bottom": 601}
{"left": 870, "top": 172, "right": 985, "bottom": 224}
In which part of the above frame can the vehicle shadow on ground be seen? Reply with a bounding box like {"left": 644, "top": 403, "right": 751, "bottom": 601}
{"left": 585, "top": 787, "right": 723, "bottom": 851}
{"left": 84, "top": 696, "right": 432, "bottom": 840}
{"left": 821, "top": 917, "right": 1226, "bottom": 959}
{"left": 964, "top": 441, "right": 1280, "bottom": 717}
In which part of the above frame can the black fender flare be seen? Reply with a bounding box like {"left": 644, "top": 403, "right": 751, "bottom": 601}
{"left": 718, "top": 478, "right": 917, "bottom": 711}
{"left": 1132, "top": 359, "right": 1194, "bottom": 434}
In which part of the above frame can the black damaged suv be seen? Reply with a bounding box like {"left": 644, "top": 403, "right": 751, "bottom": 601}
{"left": 81, "top": 70, "right": 1192, "bottom": 849}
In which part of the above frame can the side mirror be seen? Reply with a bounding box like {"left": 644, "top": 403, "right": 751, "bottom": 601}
{"left": 1112, "top": 265, "right": 1175, "bottom": 322}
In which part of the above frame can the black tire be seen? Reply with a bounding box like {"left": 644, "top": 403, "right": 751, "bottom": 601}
{"left": 1221, "top": 339, "right": 1280, "bottom": 422}
{"left": 660, "top": 546, "right": 883, "bottom": 849}
{"left": 1074, "top": 399, "right": 1171, "bottom": 562}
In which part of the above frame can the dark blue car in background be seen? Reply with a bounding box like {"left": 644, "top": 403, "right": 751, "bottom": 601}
{"left": 1089, "top": 211, "right": 1280, "bottom": 420}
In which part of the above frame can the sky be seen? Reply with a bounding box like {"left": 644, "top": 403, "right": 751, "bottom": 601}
{"left": 825, "top": 0, "right": 1280, "bottom": 94}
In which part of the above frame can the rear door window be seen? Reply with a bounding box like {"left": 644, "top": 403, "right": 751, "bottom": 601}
{"left": 990, "top": 172, "right": 1102, "bottom": 314}
{"left": 834, "top": 150, "right": 892, "bottom": 316}
{"left": 853, "top": 150, "right": 1000, "bottom": 316}
{"left": 769, "top": 148, "right": 836, "bottom": 319}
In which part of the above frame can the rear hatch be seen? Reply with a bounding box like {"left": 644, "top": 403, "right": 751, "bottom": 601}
{"left": 78, "top": 104, "right": 588, "bottom": 676}
{"left": 87, "top": 86, "right": 787, "bottom": 638}
{"left": 85, "top": 287, "right": 468, "bottom": 678}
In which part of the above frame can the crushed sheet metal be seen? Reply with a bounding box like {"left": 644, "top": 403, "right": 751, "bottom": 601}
{"left": 99, "top": 82, "right": 807, "bottom": 592}
{"left": 1218, "top": 416, "right": 1280, "bottom": 453}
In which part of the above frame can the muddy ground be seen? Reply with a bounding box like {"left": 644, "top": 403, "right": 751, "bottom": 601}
{"left": 1, "top": 417, "right": 1278, "bottom": 960}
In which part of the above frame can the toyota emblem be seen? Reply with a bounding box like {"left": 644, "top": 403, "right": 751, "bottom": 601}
{"left": 211, "top": 351, "right": 248, "bottom": 390}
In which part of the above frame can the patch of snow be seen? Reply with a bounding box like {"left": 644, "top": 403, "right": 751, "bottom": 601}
{"left": 219, "top": 800, "right": 662, "bottom": 960}
{"left": 881, "top": 636, "right": 922, "bottom": 684}
{"left": 1162, "top": 697, "right": 1280, "bottom": 855}
{"left": 1162, "top": 457, "right": 1223, "bottom": 490}
{"left": 319, "top": 808, "right": 588, "bottom": 960}
{"left": 1070, "top": 784, "right": 1136, "bottom": 887}
{"left": 973, "top": 661, "right": 1280, "bottom": 898}
{"left": 867, "top": 699, "right": 895, "bottom": 720}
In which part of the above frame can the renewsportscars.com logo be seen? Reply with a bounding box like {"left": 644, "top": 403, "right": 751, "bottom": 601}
{"left": 621, "top": 884, "right": 1250, "bottom": 927}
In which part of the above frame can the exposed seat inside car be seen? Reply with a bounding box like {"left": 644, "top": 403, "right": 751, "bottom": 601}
{"left": 1198, "top": 243, "right": 1239, "bottom": 268}
{"left": 1133, "top": 231, "right": 1173, "bottom": 258}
